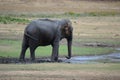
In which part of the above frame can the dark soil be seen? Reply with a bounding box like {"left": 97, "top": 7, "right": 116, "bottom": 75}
{"left": 0, "top": 57, "right": 64, "bottom": 64}
{"left": 1, "top": 52, "right": 120, "bottom": 64}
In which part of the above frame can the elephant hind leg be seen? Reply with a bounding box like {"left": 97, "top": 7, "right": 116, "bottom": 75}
{"left": 30, "top": 46, "right": 36, "bottom": 61}
{"left": 29, "top": 40, "right": 38, "bottom": 61}
{"left": 19, "top": 36, "right": 29, "bottom": 61}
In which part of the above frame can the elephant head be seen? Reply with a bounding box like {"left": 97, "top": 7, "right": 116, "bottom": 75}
{"left": 60, "top": 19, "right": 73, "bottom": 59}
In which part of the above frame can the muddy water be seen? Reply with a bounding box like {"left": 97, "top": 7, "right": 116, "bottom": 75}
{"left": 0, "top": 48, "right": 120, "bottom": 64}
{"left": 62, "top": 48, "right": 120, "bottom": 63}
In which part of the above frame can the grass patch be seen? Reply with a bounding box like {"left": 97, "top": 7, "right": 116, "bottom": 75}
{"left": 73, "top": 46, "right": 115, "bottom": 56}
{"left": 0, "top": 11, "right": 120, "bottom": 24}
{"left": 63, "top": 11, "right": 120, "bottom": 17}
{"left": 86, "top": 11, "right": 120, "bottom": 16}
{"left": 0, "top": 16, "right": 30, "bottom": 24}
{"left": 0, "top": 39, "right": 116, "bottom": 58}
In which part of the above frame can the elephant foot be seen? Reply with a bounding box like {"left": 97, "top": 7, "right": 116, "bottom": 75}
{"left": 19, "top": 58, "right": 26, "bottom": 63}
{"left": 51, "top": 57, "right": 58, "bottom": 62}
{"left": 30, "top": 58, "right": 36, "bottom": 62}
{"left": 66, "top": 56, "right": 71, "bottom": 59}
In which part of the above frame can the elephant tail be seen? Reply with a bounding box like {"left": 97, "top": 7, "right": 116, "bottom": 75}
{"left": 24, "top": 32, "right": 38, "bottom": 41}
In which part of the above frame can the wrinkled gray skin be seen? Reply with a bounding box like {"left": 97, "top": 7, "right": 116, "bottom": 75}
{"left": 19, "top": 19, "right": 73, "bottom": 62}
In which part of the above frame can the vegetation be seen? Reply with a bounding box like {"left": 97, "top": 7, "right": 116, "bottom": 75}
{"left": 0, "top": 16, "right": 29, "bottom": 24}
{"left": 0, "top": 15, "right": 119, "bottom": 58}
{"left": 0, "top": 11, "right": 120, "bottom": 24}
{"left": 0, "top": 39, "right": 116, "bottom": 58}
{"left": 0, "top": 15, "right": 120, "bottom": 58}
{"left": 0, "top": 63, "right": 120, "bottom": 80}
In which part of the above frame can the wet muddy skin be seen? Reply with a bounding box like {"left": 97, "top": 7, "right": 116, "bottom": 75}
{"left": 0, "top": 48, "right": 120, "bottom": 64}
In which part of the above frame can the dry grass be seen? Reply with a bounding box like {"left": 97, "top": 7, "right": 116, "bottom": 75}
{"left": 73, "top": 16, "right": 120, "bottom": 39}
{"left": 0, "top": 63, "right": 120, "bottom": 80}
{"left": 0, "top": 0, "right": 120, "bottom": 42}
{"left": 0, "top": 23, "right": 24, "bottom": 40}
{"left": 0, "top": 0, "right": 120, "bottom": 14}
{"left": 0, "top": 71, "right": 120, "bottom": 80}
{"left": 0, "top": 16, "right": 120, "bottom": 46}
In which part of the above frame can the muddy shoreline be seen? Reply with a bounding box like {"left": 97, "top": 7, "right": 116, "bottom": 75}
{"left": 0, "top": 53, "right": 120, "bottom": 64}
{"left": 0, "top": 47, "right": 120, "bottom": 64}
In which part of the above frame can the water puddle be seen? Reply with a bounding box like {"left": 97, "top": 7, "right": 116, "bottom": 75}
{"left": 0, "top": 48, "right": 120, "bottom": 64}
{"left": 62, "top": 48, "right": 120, "bottom": 63}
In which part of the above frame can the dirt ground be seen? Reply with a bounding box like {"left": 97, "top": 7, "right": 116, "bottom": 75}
{"left": 0, "top": 70, "right": 120, "bottom": 80}
{"left": 0, "top": 0, "right": 120, "bottom": 14}
{"left": 0, "top": 63, "right": 120, "bottom": 80}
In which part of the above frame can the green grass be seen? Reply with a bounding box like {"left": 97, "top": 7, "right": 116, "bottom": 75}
{"left": 0, "top": 16, "right": 30, "bottom": 24}
{"left": 73, "top": 46, "right": 115, "bottom": 56}
{"left": 0, "top": 39, "right": 116, "bottom": 58}
{"left": 0, "top": 11, "right": 120, "bottom": 24}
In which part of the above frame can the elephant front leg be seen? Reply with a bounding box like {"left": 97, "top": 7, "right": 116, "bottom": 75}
{"left": 51, "top": 43, "right": 59, "bottom": 62}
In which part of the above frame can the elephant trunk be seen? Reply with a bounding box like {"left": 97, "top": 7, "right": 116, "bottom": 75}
{"left": 66, "top": 38, "right": 72, "bottom": 59}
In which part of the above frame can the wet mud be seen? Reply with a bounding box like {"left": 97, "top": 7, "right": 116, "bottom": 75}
{"left": 0, "top": 48, "right": 120, "bottom": 64}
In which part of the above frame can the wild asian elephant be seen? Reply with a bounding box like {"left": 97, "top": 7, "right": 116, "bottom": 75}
{"left": 19, "top": 19, "right": 73, "bottom": 62}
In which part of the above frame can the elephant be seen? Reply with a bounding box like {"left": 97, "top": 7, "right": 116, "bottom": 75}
{"left": 19, "top": 19, "right": 73, "bottom": 62}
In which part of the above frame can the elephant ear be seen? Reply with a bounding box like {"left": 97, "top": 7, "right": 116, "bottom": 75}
{"left": 60, "top": 19, "right": 72, "bottom": 36}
